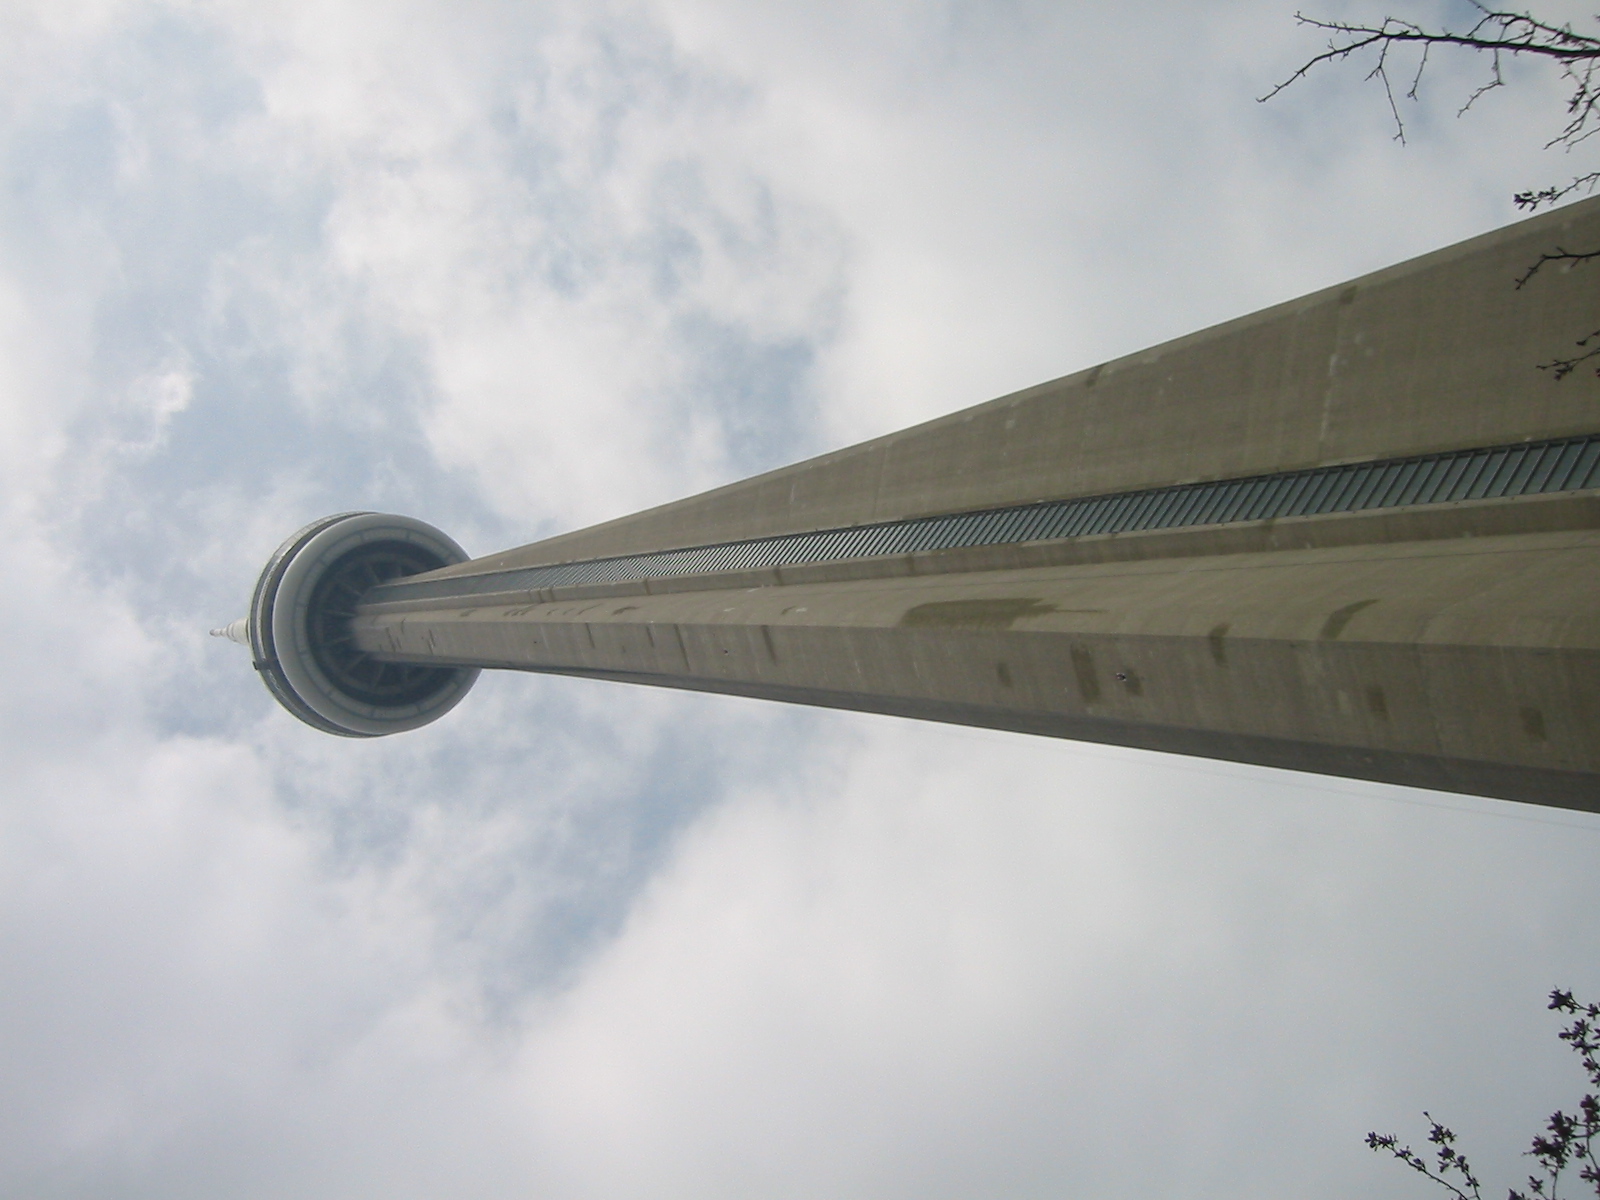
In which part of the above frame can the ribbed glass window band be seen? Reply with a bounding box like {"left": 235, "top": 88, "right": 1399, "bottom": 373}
{"left": 371, "top": 433, "right": 1600, "bottom": 604}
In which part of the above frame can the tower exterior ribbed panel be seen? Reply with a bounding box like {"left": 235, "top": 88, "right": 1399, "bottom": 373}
{"left": 336, "top": 197, "right": 1600, "bottom": 810}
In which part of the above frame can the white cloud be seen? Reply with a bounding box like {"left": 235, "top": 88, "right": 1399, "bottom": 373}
{"left": 0, "top": 0, "right": 1596, "bottom": 1196}
{"left": 511, "top": 722, "right": 1600, "bottom": 1199}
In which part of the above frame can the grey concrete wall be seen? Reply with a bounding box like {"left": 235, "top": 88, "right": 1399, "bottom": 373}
{"left": 353, "top": 515, "right": 1600, "bottom": 808}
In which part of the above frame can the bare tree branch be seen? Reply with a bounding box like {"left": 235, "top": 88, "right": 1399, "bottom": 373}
{"left": 1537, "top": 329, "right": 1600, "bottom": 381}
{"left": 1513, "top": 243, "right": 1600, "bottom": 379}
{"left": 1366, "top": 1118, "right": 1485, "bottom": 1200}
{"left": 1514, "top": 245, "right": 1600, "bottom": 289}
{"left": 1516, "top": 172, "right": 1600, "bottom": 211}
{"left": 1370, "top": 991, "right": 1600, "bottom": 1199}
{"left": 1265, "top": 4, "right": 1600, "bottom": 382}
{"left": 1260, "top": 6, "right": 1600, "bottom": 165}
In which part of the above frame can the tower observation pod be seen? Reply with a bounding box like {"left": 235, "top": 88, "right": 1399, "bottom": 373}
{"left": 218, "top": 197, "right": 1600, "bottom": 812}
{"left": 215, "top": 512, "right": 480, "bottom": 737}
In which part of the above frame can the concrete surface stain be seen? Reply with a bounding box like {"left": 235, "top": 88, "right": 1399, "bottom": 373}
{"left": 1208, "top": 622, "right": 1230, "bottom": 666}
{"left": 1071, "top": 644, "right": 1102, "bottom": 704}
{"left": 1320, "top": 598, "right": 1379, "bottom": 641}
{"left": 1521, "top": 706, "right": 1548, "bottom": 742}
{"left": 899, "top": 597, "right": 1061, "bottom": 629}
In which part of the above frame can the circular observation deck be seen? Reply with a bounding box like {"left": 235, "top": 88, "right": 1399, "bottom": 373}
{"left": 247, "top": 512, "right": 478, "bottom": 737}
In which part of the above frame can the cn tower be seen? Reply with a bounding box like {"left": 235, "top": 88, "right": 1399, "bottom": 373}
{"left": 217, "top": 197, "right": 1600, "bottom": 812}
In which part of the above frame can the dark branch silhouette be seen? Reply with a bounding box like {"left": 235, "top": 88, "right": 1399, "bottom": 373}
{"left": 1367, "top": 1116, "right": 1486, "bottom": 1200}
{"left": 1264, "top": 4, "right": 1600, "bottom": 378}
{"left": 1368, "top": 990, "right": 1600, "bottom": 1199}
{"left": 1262, "top": 8, "right": 1600, "bottom": 166}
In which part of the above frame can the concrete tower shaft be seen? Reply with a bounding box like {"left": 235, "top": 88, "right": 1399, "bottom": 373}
{"left": 232, "top": 196, "right": 1600, "bottom": 810}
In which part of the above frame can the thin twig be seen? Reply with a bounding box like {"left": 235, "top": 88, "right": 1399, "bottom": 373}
{"left": 1514, "top": 245, "right": 1600, "bottom": 289}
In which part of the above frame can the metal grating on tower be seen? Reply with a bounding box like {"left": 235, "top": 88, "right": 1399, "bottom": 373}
{"left": 374, "top": 433, "right": 1600, "bottom": 603}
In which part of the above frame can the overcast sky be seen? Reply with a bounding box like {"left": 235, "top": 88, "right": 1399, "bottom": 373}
{"left": 2, "top": 1, "right": 1598, "bottom": 1197}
